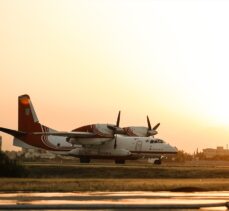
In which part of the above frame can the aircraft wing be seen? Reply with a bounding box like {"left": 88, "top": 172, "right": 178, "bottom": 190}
{"left": 0, "top": 127, "right": 95, "bottom": 138}
{"left": 32, "top": 131, "right": 96, "bottom": 138}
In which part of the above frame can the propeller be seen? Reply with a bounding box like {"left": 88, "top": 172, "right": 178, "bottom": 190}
{"left": 114, "top": 134, "right": 117, "bottom": 149}
{"left": 116, "top": 110, "right": 121, "bottom": 128}
{"left": 107, "top": 111, "right": 125, "bottom": 135}
{"left": 147, "top": 115, "right": 160, "bottom": 137}
{"left": 113, "top": 111, "right": 120, "bottom": 149}
{"left": 153, "top": 122, "right": 160, "bottom": 131}
{"left": 147, "top": 115, "right": 152, "bottom": 130}
{"left": 107, "top": 111, "right": 125, "bottom": 149}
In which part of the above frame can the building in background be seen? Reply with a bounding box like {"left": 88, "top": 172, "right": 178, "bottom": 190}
{"left": 0, "top": 136, "right": 56, "bottom": 159}
{"left": 22, "top": 148, "right": 57, "bottom": 159}
{"left": 203, "top": 146, "right": 229, "bottom": 158}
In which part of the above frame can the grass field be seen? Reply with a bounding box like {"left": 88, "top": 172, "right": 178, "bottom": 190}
{"left": 1, "top": 178, "right": 229, "bottom": 192}
{"left": 1, "top": 162, "right": 229, "bottom": 192}
{"left": 24, "top": 162, "right": 229, "bottom": 179}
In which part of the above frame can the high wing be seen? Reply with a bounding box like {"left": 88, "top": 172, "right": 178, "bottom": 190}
{"left": 0, "top": 127, "right": 98, "bottom": 139}
{"left": 32, "top": 131, "right": 96, "bottom": 138}
{"left": 33, "top": 131, "right": 113, "bottom": 146}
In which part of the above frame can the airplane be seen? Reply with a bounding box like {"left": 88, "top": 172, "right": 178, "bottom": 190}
{"left": 0, "top": 94, "right": 177, "bottom": 164}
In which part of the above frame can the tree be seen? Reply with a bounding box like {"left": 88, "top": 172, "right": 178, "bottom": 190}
{"left": 0, "top": 151, "right": 27, "bottom": 177}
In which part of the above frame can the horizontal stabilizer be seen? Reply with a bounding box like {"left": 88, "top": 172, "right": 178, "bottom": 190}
{"left": 0, "top": 127, "right": 27, "bottom": 137}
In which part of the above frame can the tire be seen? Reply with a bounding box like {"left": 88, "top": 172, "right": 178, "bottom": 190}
{"left": 80, "top": 157, "right": 91, "bottom": 163}
{"left": 115, "top": 159, "right": 125, "bottom": 164}
{"left": 154, "top": 159, "right": 162, "bottom": 165}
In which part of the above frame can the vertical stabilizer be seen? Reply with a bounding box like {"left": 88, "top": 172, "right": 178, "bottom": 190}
{"left": 18, "top": 94, "right": 39, "bottom": 132}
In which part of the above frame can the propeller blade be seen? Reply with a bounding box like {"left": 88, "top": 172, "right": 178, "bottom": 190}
{"left": 153, "top": 123, "right": 160, "bottom": 131}
{"left": 147, "top": 115, "right": 152, "bottom": 130}
{"left": 114, "top": 111, "right": 120, "bottom": 148}
{"left": 107, "top": 111, "right": 125, "bottom": 135}
{"left": 114, "top": 134, "right": 117, "bottom": 149}
{"left": 116, "top": 111, "right": 121, "bottom": 127}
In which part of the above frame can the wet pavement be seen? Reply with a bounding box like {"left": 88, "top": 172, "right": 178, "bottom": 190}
{"left": 1, "top": 191, "right": 229, "bottom": 210}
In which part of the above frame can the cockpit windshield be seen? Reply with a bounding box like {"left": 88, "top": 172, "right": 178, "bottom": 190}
{"left": 150, "top": 139, "right": 164, "bottom": 144}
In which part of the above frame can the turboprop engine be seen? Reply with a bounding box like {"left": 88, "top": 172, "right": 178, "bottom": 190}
{"left": 68, "top": 148, "right": 131, "bottom": 157}
{"left": 123, "top": 126, "right": 151, "bottom": 137}
{"left": 123, "top": 116, "right": 160, "bottom": 137}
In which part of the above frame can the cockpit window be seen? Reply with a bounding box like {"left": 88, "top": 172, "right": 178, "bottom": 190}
{"left": 150, "top": 139, "right": 164, "bottom": 144}
{"left": 157, "top": 139, "right": 164, "bottom": 143}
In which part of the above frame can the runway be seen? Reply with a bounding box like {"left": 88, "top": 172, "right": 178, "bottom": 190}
{"left": 1, "top": 191, "right": 229, "bottom": 210}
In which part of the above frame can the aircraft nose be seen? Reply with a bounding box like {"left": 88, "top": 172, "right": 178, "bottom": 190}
{"left": 171, "top": 145, "right": 178, "bottom": 153}
{"left": 167, "top": 144, "right": 178, "bottom": 154}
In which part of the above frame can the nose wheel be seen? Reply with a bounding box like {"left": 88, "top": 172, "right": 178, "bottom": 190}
{"left": 154, "top": 159, "right": 162, "bottom": 165}
{"left": 80, "top": 157, "right": 91, "bottom": 163}
{"left": 115, "top": 159, "right": 125, "bottom": 164}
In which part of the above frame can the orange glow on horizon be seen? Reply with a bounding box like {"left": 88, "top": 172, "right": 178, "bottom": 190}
{"left": 1, "top": 0, "right": 229, "bottom": 153}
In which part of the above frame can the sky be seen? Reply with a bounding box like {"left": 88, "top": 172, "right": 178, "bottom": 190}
{"left": 1, "top": 0, "right": 229, "bottom": 153}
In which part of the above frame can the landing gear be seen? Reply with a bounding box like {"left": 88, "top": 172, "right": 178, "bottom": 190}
{"left": 154, "top": 159, "right": 162, "bottom": 165}
{"left": 115, "top": 159, "right": 125, "bottom": 164}
{"left": 80, "top": 157, "right": 91, "bottom": 163}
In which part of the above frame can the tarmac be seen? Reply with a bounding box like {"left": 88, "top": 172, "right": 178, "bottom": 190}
{"left": 1, "top": 191, "right": 229, "bottom": 210}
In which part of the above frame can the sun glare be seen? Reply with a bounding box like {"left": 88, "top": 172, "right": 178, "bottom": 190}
{"left": 191, "top": 73, "right": 229, "bottom": 127}
{"left": 205, "top": 99, "right": 229, "bottom": 126}
{"left": 1, "top": 0, "right": 229, "bottom": 152}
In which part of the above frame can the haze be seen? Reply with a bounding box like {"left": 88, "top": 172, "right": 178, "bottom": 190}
{"left": 1, "top": 0, "right": 229, "bottom": 153}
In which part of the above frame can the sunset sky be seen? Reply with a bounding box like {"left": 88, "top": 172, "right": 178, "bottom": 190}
{"left": 1, "top": 0, "right": 229, "bottom": 153}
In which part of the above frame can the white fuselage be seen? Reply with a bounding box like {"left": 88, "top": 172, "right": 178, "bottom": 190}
{"left": 18, "top": 134, "right": 177, "bottom": 158}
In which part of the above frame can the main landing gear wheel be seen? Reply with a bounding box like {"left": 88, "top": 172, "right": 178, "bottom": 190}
{"left": 154, "top": 159, "right": 162, "bottom": 165}
{"left": 115, "top": 159, "right": 125, "bottom": 164}
{"left": 80, "top": 157, "right": 91, "bottom": 163}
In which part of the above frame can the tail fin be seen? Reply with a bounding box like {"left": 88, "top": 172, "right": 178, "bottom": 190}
{"left": 0, "top": 95, "right": 59, "bottom": 150}
{"left": 15, "top": 95, "right": 59, "bottom": 150}
{"left": 18, "top": 94, "right": 40, "bottom": 132}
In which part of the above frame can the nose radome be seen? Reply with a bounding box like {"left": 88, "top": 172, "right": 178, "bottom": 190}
{"left": 171, "top": 145, "right": 178, "bottom": 153}
{"left": 166, "top": 144, "right": 178, "bottom": 153}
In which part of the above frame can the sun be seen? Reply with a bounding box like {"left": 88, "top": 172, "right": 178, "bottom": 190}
{"left": 197, "top": 93, "right": 229, "bottom": 126}
{"left": 206, "top": 101, "right": 229, "bottom": 126}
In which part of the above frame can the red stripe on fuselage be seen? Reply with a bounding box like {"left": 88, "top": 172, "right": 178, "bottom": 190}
{"left": 18, "top": 123, "right": 72, "bottom": 151}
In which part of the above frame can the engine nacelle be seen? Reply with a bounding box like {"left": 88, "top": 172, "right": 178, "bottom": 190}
{"left": 123, "top": 126, "right": 148, "bottom": 137}
{"left": 123, "top": 126, "right": 158, "bottom": 137}
{"left": 147, "top": 130, "right": 158, "bottom": 136}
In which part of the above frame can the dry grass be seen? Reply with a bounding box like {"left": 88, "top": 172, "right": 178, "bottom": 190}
{"left": 2, "top": 163, "right": 229, "bottom": 192}
{"left": 25, "top": 164, "right": 229, "bottom": 178}
{"left": 1, "top": 178, "right": 229, "bottom": 192}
